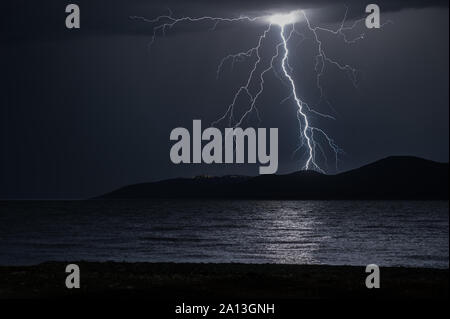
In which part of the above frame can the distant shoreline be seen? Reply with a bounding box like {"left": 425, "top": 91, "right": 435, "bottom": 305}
{"left": 98, "top": 156, "right": 449, "bottom": 200}
{"left": 1, "top": 262, "right": 448, "bottom": 299}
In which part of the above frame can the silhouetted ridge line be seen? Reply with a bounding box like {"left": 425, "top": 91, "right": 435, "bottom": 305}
{"left": 98, "top": 156, "right": 448, "bottom": 200}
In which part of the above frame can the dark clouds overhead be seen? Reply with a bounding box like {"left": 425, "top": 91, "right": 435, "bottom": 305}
{"left": 1, "top": 0, "right": 448, "bottom": 41}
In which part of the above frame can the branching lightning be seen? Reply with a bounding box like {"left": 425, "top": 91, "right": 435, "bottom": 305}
{"left": 132, "top": 8, "right": 389, "bottom": 172}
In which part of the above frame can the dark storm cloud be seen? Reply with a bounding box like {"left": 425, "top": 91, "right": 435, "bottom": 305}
{"left": 182, "top": 0, "right": 449, "bottom": 15}
{"left": 1, "top": 0, "right": 448, "bottom": 42}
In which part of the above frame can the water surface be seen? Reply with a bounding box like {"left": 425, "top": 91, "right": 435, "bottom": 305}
{"left": 0, "top": 200, "right": 448, "bottom": 268}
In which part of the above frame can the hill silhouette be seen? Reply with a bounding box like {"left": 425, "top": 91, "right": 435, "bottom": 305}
{"left": 99, "top": 156, "right": 449, "bottom": 200}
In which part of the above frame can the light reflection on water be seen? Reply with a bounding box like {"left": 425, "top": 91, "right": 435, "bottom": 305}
{"left": 0, "top": 200, "right": 448, "bottom": 268}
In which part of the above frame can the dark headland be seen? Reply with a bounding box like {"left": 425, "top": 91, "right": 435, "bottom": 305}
{"left": 99, "top": 156, "right": 449, "bottom": 200}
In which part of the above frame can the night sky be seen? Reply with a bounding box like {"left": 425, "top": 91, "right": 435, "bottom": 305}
{"left": 1, "top": 0, "right": 448, "bottom": 199}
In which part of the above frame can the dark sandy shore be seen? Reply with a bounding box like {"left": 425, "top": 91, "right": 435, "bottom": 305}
{"left": 0, "top": 262, "right": 447, "bottom": 299}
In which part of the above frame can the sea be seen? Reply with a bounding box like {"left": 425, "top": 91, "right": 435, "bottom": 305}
{"left": 0, "top": 200, "right": 448, "bottom": 268}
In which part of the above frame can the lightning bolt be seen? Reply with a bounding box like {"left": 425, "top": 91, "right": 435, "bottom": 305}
{"left": 132, "top": 8, "right": 390, "bottom": 173}
{"left": 280, "top": 22, "right": 318, "bottom": 171}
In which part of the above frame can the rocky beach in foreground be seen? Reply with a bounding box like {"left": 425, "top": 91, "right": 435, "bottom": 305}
{"left": 0, "top": 262, "right": 447, "bottom": 299}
